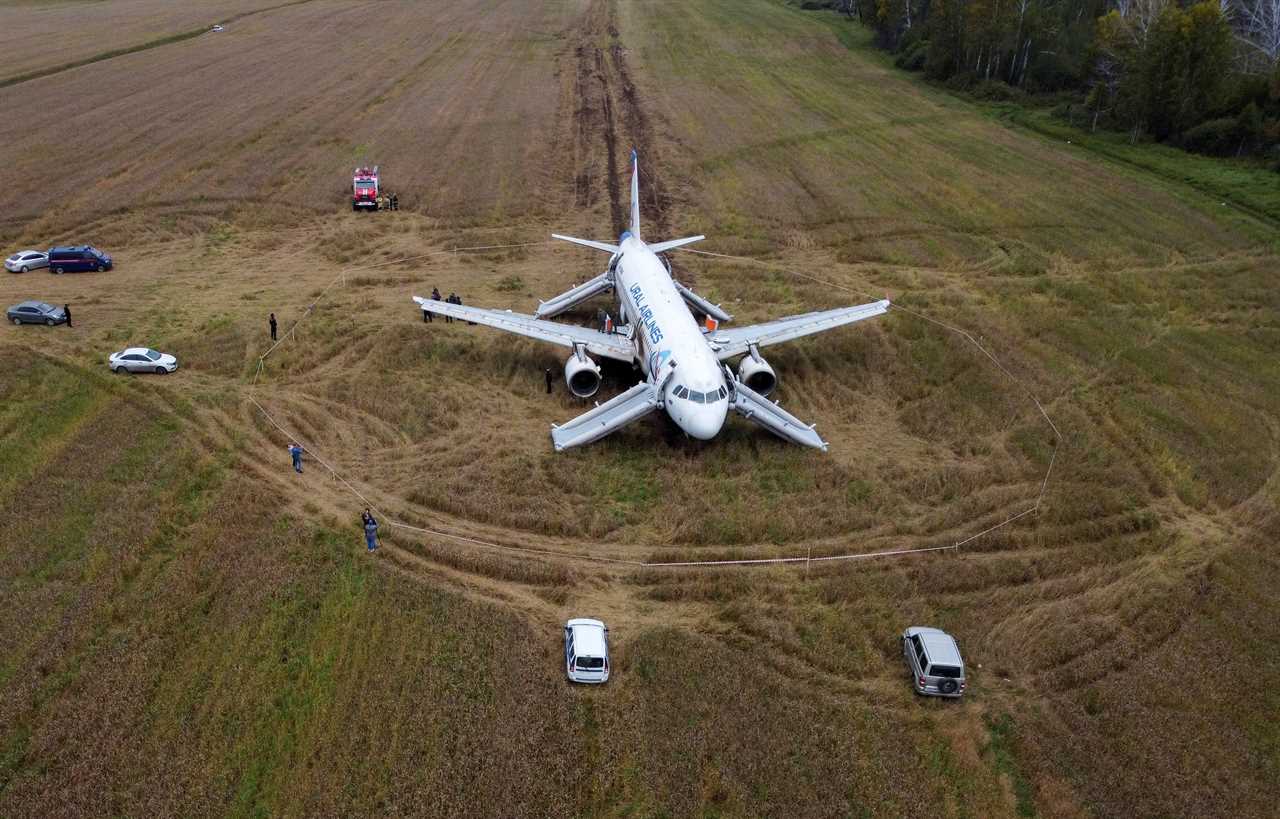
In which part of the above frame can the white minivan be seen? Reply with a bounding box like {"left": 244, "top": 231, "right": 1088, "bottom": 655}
{"left": 564, "top": 618, "right": 610, "bottom": 684}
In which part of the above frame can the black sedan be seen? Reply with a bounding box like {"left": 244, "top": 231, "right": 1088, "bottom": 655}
{"left": 7, "top": 301, "right": 67, "bottom": 326}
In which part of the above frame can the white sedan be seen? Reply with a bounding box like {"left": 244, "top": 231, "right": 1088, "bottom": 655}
{"left": 109, "top": 347, "right": 178, "bottom": 374}
{"left": 5, "top": 250, "right": 48, "bottom": 273}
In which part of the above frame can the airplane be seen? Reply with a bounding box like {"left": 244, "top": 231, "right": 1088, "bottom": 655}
{"left": 413, "top": 150, "right": 890, "bottom": 452}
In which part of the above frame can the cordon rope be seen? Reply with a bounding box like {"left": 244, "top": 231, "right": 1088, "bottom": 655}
{"left": 245, "top": 238, "right": 1060, "bottom": 569}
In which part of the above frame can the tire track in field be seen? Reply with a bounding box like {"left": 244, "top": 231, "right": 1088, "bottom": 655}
{"left": 566, "top": 0, "right": 671, "bottom": 238}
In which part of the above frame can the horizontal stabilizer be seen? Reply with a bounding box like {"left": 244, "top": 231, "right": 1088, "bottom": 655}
{"left": 729, "top": 378, "right": 827, "bottom": 451}
{"left": 551, "top": 381, "right": 661, "bottom": 451}
{"left": 534, "top": 272, "right": 614, "bottom": 319}
{"left": 647, "top": 235, "right": 705, "bottom": 254}
{"left": 673, "top": 279, "right": 733, "bottom": 323}
{"left": 551, "top": 234, "right": 620, "bottom": 254}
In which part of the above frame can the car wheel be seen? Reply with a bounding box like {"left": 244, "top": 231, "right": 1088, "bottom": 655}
{"left": 11, "top": 317, "right": 21, "bottom": 325}
{"left": 156, "top": 366, "right": 168, "bottom": 374}
{"left": 114, "top": 365, "right": 127, "bottom": 374}
{"left": 938, "top": 679, "right": 958, "bottom": 695}
{"left": 19, "top": 266, "right": 28, "bottom": 273}
{"left": 46, "top": 318, "right": 55, "bottom": 326}
{"left": 54, "top": 266, "right": 63, "bottom": 274}
{"left": 96, "top": 264, "right": 105, "bottom": 273}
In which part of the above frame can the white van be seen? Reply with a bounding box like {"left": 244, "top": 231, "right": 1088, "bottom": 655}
{"left": 564, "top": 618, "right": 610, "bottom": 684}
{"left": 902, "top": 626, "right": 966, "bottom": 698}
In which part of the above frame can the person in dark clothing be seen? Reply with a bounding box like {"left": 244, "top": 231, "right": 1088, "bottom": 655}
{"left": 288, "top": 442, "right": 303, "bottom": 473}
{"left": 461, "top": 295, "right": 476, "bottom": 325}
{"left": 63, "top": 304, "right": 72, "bottom": 328}
{"left": 446, "top": 292, "right": 458, "bottom": 324}
{"left": 269, "top": 313, "right": 277, "bottom": 341}
{"left": 545, "top": 368, "right": 554, "bottom": 394}
{"left": 362, "top": 508, "right": 379, "bottom": 552}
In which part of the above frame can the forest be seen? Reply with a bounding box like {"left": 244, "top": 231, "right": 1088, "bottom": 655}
{"left": 825, "top": 0, "right": 1280, "bottom": 160}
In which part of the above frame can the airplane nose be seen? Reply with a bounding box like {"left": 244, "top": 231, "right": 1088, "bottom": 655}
{"left": 683, "top": 402, "right": 728, "bottom": 440}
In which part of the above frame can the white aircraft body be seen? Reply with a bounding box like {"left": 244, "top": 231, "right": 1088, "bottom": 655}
{"left": 414, "top": 151, "right": 889, "bottom": 451}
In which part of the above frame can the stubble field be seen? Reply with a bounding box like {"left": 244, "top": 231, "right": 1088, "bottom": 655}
{"left": 1, "top": 0, "right": 1278, "bottom": 816}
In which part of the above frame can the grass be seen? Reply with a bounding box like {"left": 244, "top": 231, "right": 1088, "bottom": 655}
{"left": 984, "top": 714, "right": 1037, "bottom": 818}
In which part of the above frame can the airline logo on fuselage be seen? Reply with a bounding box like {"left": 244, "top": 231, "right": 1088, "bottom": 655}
{"left": 629, "top": 283, "right": 664, "bottom": 346}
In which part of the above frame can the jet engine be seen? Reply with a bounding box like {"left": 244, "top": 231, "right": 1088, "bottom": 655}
{"left": 565, "top": 351, "right": 601, "bottom": 398}
{"left": 738, "top": 349, "right": 777, "bottom": 396}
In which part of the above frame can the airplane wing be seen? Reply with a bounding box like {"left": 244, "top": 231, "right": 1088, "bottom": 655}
{"left": 707, "top": 299, "right": 890, "bottom": 360}
{"left": 550, "top": 380, "right": 662, "bottom": 451}
{"left": 728, "top": 376, "right": 827, "bottom": 450}
{"left": 413, "top": 297, "right": 635, "bottom": 362}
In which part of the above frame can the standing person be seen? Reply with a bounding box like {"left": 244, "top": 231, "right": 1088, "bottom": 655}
{"left": 363, "top": 509, "right": 379, "bottom": 552}
{"left": 288, "top": 442, "right": 303, "bottom": 473}
{"left": 269, "top": 312, "right": 277, "bottom": 341}
{"left": 446, "top": 292, "right": 457, "bottom": 324}
{"left": 545, "top": 367, "right": 554, "bottom": 394}
{"left": 63, "top": 304, "right": 72, "bottom": 328}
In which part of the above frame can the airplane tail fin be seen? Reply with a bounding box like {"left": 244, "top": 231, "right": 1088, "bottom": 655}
{"left": 630, "top": 148, "right": 641, "bottom": 239}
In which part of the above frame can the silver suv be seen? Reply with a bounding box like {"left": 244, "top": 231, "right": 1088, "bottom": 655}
{"left": 902, "top": 627, "right": 966, "bottom": 698}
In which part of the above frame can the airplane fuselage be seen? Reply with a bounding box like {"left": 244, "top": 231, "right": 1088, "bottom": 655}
{"left": 612, "top": 233, "right": 729, "bottom": 440}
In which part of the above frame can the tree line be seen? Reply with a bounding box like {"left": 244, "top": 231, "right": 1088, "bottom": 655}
{"left": 817, "top": 0, "right": 1280, "bottom": 159}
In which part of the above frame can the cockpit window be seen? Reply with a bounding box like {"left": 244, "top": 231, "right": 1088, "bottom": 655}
{"left": 718, "top": 386, "right": 728, "bottom": 399}
{"left": 674, "top": 386, "right": 688, "bottom": 399}
{"left": 689, "top": 390, "right": 705, "bottom": 403}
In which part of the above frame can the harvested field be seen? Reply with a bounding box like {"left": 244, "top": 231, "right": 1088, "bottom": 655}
{"left": 1, "top": 0, "right": 1279, "bottom": 816}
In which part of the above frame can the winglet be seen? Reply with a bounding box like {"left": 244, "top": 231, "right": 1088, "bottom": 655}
{"left": 630, "top": 148, "right": 641, "bottom": 240}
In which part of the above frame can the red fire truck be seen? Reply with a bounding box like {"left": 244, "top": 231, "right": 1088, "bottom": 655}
{"left": 352, "top": 165, "right": 379, "bottom": 211}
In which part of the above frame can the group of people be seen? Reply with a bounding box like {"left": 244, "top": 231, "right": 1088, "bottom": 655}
{"left": 378, "top": 192, "right": 399, "bottom": 211}
{"left": 423, "top": 287, "right": 469, "bottom": 324}
{"left": 286, "top": 442, "right": 380, "bottom": 553}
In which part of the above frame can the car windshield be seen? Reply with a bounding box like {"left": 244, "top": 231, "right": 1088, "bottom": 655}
{"left": 356, "top": 179, "right": 375, "bottom": 186}
{"left": 929, "top": 665, "right": 962, "bottom": 678}
{"left": 576, "top": 656, "right": 604, "bottom": 670}
{"left": 145, "top": 350, "right": 162, "bottom": 361}
{"left": 35, "top": 303, "right": 54, "bottom": 312}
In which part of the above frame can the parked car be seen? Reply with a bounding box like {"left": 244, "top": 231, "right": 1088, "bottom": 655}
{"left": 109, "top": 347, "right": 178, "bottom": 374}
{"left": 7, "top": 301, "right": 67, "bottom": 326}
{"left": 564, "top": 618, "right": 610, "bottom": 684}
{"left": 902, "top": 627, "right": 966, "bottom": 698}
{"left": 48, "top": 245, "right": 112, "bottom": 274}
{"left": 5, "top": 250, "right": 49, "bottom": 273}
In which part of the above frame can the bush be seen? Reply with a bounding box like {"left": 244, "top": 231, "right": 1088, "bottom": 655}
{"left": 969, "top": 79, "right": 1026, "bottom": 102}
{"left": 1178, "top": 117, "right": 1239, "bottom": 156}
{"left": 895, "top": 41, "right": 928, "bottom": 72}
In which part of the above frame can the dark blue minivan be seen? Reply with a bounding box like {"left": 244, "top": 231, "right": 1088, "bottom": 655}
{"left": 48, "top": 245, "right": 112, "bottom": 274}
